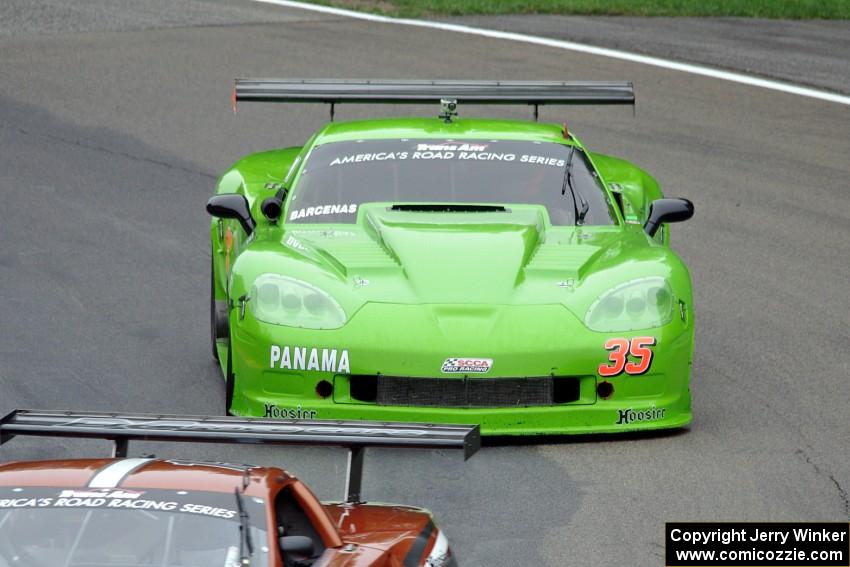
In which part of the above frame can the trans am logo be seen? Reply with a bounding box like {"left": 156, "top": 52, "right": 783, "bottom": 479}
{"left": 441, "top": 357, "right": 493, "bottom": 374}
{"left": 58, "top": 489, "right": 144, "bottom": 499}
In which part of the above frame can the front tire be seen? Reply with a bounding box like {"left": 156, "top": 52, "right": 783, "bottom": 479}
{"left": 210, "top": 257, "right": 219, "bottom": 361}
{"left": 210, "top": 255, "right": 230, "bottom": 362}
{"left": 225, "top": 336, "right": 235, "bottom": 415}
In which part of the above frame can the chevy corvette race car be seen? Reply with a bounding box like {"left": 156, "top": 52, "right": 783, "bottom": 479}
{"left": 208, "top": 80, "right": 695, "bottom": 435}
{"left": 0, "top": 410, "right": 479, "bottom": 566}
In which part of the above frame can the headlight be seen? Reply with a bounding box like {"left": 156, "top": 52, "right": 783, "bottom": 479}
{"left": 250, "top": 274, "right": 346, "bottom": 329}
{"left": 425, "top": 529, "right": 457, "bottom": 567}
{"left": 584, "top": 276, "right": 673, "bottom": 332}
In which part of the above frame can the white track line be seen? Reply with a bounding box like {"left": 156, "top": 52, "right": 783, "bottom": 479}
{"left": 254, "top": 0, "right": 850, "bottom": 107}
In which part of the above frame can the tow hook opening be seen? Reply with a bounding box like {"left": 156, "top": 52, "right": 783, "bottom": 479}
{"left": 596, "top": 381, "right": 614, "bottom": 400}
{"left": 316, "top": 380, "right": 334, "bottom": 398}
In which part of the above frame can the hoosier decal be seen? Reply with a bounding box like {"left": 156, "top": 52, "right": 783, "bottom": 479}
{"left": 269, "top": 345, "right": 350, "bottom": 374}
{"left": 264, "top": 404, "right": 317, "bottom": 420}
{"left": 615, "top": 406, "right": 666, "bottom": 425}
{"left": 441, "top": 357, "right": 493, "bottom": 374}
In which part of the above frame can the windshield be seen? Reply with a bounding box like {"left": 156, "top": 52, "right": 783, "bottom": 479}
{"left": 288, "top": 138, "right": 618, "bottom": 226}
{"left": 0, "top": 487, "right": 269, "bottom": 567}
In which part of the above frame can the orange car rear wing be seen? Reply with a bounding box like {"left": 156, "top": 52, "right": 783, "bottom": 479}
{"left": 233, "top": 78, "right": 635, "bottom": 121}
{"left": 0, "top": 409, "right": 480, "bottom": 502}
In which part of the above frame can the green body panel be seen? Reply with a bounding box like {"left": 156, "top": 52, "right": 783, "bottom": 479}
{"left": 210, "top": 117, "right": 694, "bottom": 435}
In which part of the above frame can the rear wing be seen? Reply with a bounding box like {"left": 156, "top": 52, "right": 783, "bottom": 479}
{"left": 0, "top": 409, "right": 480, "bottom": 502}
{"left": 233, "top": 78, "right": 635, "bottom": 120}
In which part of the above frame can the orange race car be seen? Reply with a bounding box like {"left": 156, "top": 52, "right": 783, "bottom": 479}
{"left": 0, "top": 410, "right": 479, "bottom": 567}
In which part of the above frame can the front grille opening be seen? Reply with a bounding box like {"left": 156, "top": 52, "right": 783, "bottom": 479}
{"left": 553, "top": 377, "right": 581, "bottom": 404}
{"left": 349, "top": 375, "right": 378, "bottom": 402}
{"left": 349, "top": 375, "right": 583, "bottom": 407}
{"left": 356, "top": 375, "right": 585, "bottom": 408}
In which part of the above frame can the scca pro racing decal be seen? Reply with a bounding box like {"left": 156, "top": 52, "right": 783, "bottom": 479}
{"left": 270, "top": 345, "right": 350, "bottom": 374}
{"left": 597, "top": 337, "right": 656, "bottom": 377}
{"left": 264, "top": 404, "right": 317, "bottom": 419}
{"left": 616, "top": 406, "right": 666, "bottom": 425}
{"left": 289, "top": 203, "right": 357, "bottom": 221}
{"left": 441, "top": 357, "right": 492, "bottom": 374}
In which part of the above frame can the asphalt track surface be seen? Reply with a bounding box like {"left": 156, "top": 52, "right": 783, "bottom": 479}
{"left": 1, "top": 1, "right": 849, "bottom": 565}
{"left": 440, "top": 15, "right": 850, "bottom": 96}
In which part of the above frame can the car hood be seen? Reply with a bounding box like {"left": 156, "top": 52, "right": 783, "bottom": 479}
{"left": 233, "top": 204, "right": 682, "bottom": 316}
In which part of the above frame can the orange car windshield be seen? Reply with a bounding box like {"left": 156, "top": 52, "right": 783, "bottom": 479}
{"left": 0, "top": 487, "right": 268, "bottom": 567}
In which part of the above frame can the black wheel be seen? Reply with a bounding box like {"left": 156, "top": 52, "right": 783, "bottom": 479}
{"left": 210, "top": 256, "right": 219, "bottom": 361}
{"left": 225, "top": 336, "right": 235, "bottom": 414}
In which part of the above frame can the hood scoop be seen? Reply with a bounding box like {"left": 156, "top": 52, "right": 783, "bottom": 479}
{"left": 353, "top": 205, "right": 549, "bottom": 303}
{"left": 390, "top": 204, "right": 508, "bottom": 213}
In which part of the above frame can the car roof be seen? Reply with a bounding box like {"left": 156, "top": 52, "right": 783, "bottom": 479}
{"left": 313, "top": 117, "right": 572, "bottom": 145}
{"left": 0, "top": 458, "right": 292, "bottom": 497}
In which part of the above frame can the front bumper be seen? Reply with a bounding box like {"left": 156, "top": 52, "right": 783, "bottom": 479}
{"left": 223, "top": 303, "right": 693, "bottom": 436}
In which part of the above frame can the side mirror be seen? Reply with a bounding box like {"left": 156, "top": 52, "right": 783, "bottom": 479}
{"left": 644, "top": 198, "right": 694, "bottom": 237}
{"left": 280, "top": 535, "right": 314, "bottom": 559}
{"left": 206, "top": 194, "right": 255, "bottom": 236}
{"left": 261, "top": 196, "right": 283, "bottom": 221}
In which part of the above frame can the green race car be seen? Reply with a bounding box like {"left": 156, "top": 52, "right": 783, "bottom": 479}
{"left": 207, "top": 80, "right": 695, "bottom": 435}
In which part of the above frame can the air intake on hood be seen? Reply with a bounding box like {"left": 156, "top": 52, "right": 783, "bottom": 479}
{"left": 390, "top": 204, "right": 508, "bottom": 213}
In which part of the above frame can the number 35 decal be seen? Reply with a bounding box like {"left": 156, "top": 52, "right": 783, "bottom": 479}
{"left": 598, "top": 337, "right": 657, "bottom": 377}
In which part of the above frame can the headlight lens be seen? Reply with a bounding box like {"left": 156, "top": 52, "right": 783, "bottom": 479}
{"left": 584, "top": 277, "right": 673, "bottom": 332}
{"left": 250, "top": 274, "right": 346, "bottom": 329}
{"left": 425, "top": 529, "right": 456, "bottom": 567}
